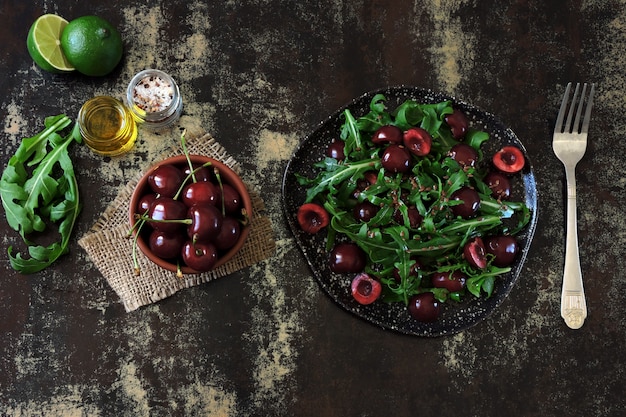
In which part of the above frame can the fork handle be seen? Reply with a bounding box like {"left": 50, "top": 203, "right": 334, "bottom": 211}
{"left": 561, "top": 166, "right": 587, "bottom": 329}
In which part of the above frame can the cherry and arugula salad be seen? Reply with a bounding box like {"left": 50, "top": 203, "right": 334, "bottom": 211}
{"left": 295, "top": 94, "right": 531, "bottom": 323}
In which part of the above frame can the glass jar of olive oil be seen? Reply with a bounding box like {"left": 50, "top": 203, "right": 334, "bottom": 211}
{"left": 77, "top": 96, "right": 138, "bottom": 156}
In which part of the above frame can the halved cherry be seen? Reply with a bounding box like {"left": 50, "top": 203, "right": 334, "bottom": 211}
{"left": 444, "top": 109, "right": 470, "bottom": 140}
{"left": 297, "top": 203, "right": 329, "bottom": 234}
{"left": 403, "top": 127, "right": 432, "bottom": 156}
{"left": 463, "top": 237, "right": 487, "bottom": 269}
{"left": 350, "top": 273, "right": 382, "bottom": 305}
{"left": 493, "top": 146, "right": 525, "bottom": 174}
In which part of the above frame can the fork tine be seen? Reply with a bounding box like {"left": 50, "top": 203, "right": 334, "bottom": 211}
{"left": 572, "top": 83, "right": 587, "bottom": 133}
{"left": 580, "top": 83, "right": 595, "bottom": 133}
{"left": 554, "top": 82, "right": 572, "bottom": 133}
{"left": 564, "top": 83, "right": 581, "bottom": 133}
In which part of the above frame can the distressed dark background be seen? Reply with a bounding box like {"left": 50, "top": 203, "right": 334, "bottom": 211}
{"left": 1, "top": 1, "right": 624, "bottom": 416}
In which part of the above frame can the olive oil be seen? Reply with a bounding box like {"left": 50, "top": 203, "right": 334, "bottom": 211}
{"left": 78, "top": 96, "right": 137, "bottom": 156}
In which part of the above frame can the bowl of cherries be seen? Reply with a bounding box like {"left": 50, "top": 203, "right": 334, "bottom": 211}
{"left": 129, "top": 154, "right": 252, "bottom": 275}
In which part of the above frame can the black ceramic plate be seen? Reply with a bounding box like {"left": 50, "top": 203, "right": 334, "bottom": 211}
{"left": 282, "top": 86, "right": 538, "bottom": 337}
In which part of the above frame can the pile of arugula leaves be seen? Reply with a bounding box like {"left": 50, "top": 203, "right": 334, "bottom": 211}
{"left": 1, "top": 115, "right": 82, "bottom": 274}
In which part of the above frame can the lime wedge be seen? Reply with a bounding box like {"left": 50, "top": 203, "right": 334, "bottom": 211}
{"left": 27, "top": 14, "right": 75, "bottom": 73}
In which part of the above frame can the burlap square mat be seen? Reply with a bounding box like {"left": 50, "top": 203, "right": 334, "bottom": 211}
{"left": 78, "top": 132, "right": 276, "bottom": 312}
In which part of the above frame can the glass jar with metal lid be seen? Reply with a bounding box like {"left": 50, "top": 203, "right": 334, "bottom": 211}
{"left": 126, "top": 69, "right": 183, "bottom": 130}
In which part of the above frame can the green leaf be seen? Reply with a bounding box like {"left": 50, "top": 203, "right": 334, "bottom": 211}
{"left": 1, "top": 115, "right": 82, "bottom": 273}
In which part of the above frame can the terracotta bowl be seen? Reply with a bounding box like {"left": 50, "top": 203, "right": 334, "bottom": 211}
{"left": 129, "top": 155, "right": 252, "bottom": 274}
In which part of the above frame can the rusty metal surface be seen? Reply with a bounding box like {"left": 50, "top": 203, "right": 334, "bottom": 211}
{"left": 1, "top": 1, "right": 625, "bottom": 416}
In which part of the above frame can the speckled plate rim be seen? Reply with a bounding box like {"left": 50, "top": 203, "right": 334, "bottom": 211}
{"left": 282, "top": 85, "right": 538, "bottom": 337}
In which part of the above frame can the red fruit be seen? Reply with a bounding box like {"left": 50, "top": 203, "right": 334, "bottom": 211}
{"left": 372, "top": 125, "right": 403, "bottom": 145}
{"left": 403, "top": 127, "right": 432, "bottom": 156}
{"left": 450, "top": 187, "right": 481, "bottom": 218}
{"left": 381, "top": 144, "right": 411, "bottom": 173}
{"left": 484, "top": 235, "right": 519, "bottom": 267}
{"left": 408, "top": 292, "right": 441, "bottom": 323}
{"left": 350, "top": 273, "right": 382, "bottom": 305}
{"left": 149, "top": 229, "right": 185, "bottom": 259}
{"left": 484, "top": 171, "right": 512, "bottom": 200}
{"left": 493, "top": 146, "right": 525, "bottom": 174}
{"left": 353, "top": 201, "right": 379, "bottom": 223}
{"left": 218, "top": 184, "right": 242, "bottom": 214}
{"left": 137, "top": 193, "right": 157, "bottom": 214}
{"left": 147, "top": 197, "right": 188, "bottom": 233}
{"left": 182, "top": 181, "right": 218, "bottom": 207}
{"left": 449, "top": 143, "right": 478, "bottom": 168}
{"left": 444, "top": 109, "right": 470, "bottom": 140}
{"left": 181, "top": 240, "right": 218, "bottom": 272}
{"left": 463, "top": 237, "right": 487, "bottom": 269}
{"left": 326, "top": 139, "right": 346, "bottom": 160}
{"left": 187, "top": 204, "right": 223, "bottom": 242}
{"left": 297, "top": 203, "right": 330, "bottom": 234}
{"left": 148, "top": 164, "right": 185, "bottom": 197}
{"left": 213, "top": 216, "right": 242, "bottom": 251}
{"left": 329, "top": 242, "right": 366, "bottom": 274}
{"left": 431, "top": 270, "right": 467, "bottom": 292}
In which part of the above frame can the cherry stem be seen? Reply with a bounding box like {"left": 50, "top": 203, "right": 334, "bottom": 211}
{"left": 180, "top": 129, "right": 196, "bottom": 183}
{"left": 173, "top": 161, "right": 213, "bottom": 200}
{"left": 213, "top": 167, "right": 226, "bottom": 216}
{"left": 134, "top": 213, "right": 192, "bottom": 225}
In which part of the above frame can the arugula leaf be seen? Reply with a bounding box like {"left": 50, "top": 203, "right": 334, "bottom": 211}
{"left": 1, "top": 116, "right": 83, "bottom": 273}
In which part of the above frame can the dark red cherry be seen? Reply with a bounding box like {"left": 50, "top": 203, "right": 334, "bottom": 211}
{"left": 148, "top": 164, "right": 185, "bottom": 198}
{"left": 184, "top": 164, "right": 214, "bottom": 182}
{"left": 214, "top": 216, "right": 242, "bottom": 251}
{"left": 393, "top": 206, "right": 423, "bottom": 228}
{"left": 484, "top": 171, "right": 512, "bottom": 200}
{"left": 182, "top": 181, "right": 219, "bottom": 207}
{"left": 137, "top": 193, "right": 157, "bottom": 214}
{"left": 326, "top": 139, "right": 346, "bottom": 160}
{"left": 353, "top": 201, "right": 379, "bottom": 222}
{"left": 297, "top": 203, "right": 329, "bottom": 234}
{"left": 484, "top": 235, "right": 519, "bottom": 267}
{"left": 329, "top": 242, "right": 366, "bottom": 274}
{"left": 403, "top": 127, "right": 432, "bottom": 156}
{"left": 408, "top": 292, "right": 441, "bottom": 323}
{"left": 372, "top": 125, "right": 403, "bottom": 145}
{"left": 444, "top": 109, "right": 470, "bottom": 140}
{"left": 218, "top": 184, "right": 242, "bottom": 214}
{"left": 148, "top": 197, "right": 188, "bottom": 233}
{"left": 381, "top": 144, "right": 411, "bottom": 173}
{"left": 187, "top": 204, "right": 223, "bottom": 242}
{"left": 431, "top": 270, "right": 467, "bottom": 292}
{"left": 148, "top": 229, "right": 185, "bottom": 259}
{"left": 182, "top": 240, "right": 218, "bottom": 272}
{"left": 463, "top": 237, "right": 487, "bottom": 269}
{"left": 450, "top": 187, "right": 481, "bottom": 218}
{"left": 350, "top": 273, "right": 382, "bottom": 305}
{"left": 449, "top": 143, "right": 478, "bottom": 167}
{"left": 493, "top": 146, "right": 525, "bottom": 174}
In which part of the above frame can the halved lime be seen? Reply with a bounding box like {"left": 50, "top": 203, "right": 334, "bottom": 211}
{"left": 27, "top": 14, "right": 75, "bottom": 73}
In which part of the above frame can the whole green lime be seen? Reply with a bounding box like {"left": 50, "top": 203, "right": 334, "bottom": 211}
{"left": 60, "top": 15, "right": 123, "bottom": 77}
